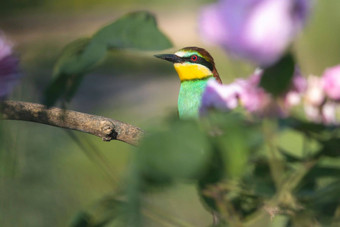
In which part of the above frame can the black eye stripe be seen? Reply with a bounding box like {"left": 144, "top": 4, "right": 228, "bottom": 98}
{"left": 182, "top": 56, "right": 214, "bottom": 71}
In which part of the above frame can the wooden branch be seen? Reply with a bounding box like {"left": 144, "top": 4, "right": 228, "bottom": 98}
{"left": 0, "top": 100, "right": 144, "bottom": 146}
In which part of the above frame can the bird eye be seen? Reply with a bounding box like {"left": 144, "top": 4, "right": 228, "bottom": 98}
{"left": 191, "top": 55, "right": 198, "bottom": 62}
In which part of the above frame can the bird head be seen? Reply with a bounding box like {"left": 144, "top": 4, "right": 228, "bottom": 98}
{"left": 155, "top": 47, "right": 222, "bottom": 84}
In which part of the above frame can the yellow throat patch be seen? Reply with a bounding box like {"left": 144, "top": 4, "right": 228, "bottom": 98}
{"left": 174, "top": 63, "right": 213, "bottom": 81}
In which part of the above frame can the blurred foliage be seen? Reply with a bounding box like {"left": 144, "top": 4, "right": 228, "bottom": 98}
{"left": 44, "top": 11, "right": 172, "bottom": 107}
{"left": 101, "top": 112, "right": 339, "bottom": 227}
{"left": 260, "top": 53, "right": 295, "bottom": 97}
{"left": 65, "top": 111, "right": 340, "bottom": 226}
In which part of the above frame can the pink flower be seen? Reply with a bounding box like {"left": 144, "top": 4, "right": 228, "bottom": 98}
{"left": 322, "top": 102, "right": 337, "bottom": 124}
{"left": 200, "top": 67, "right": 340, "bottom": 124}
{"left": 235, "top": 70, "right": 272, "bottom": 113}
{"left": 0, "top": 33, "right": 21, "bottom": 99}
{"left": 303, "top": 75, "right": 338, "bottom": 125}
{"left": 239, "top": 70, "right": 290, "bottom": 117}
{"left": 200, "top": 79, "right": 241, "bottom": 115}
{"left": 291, "top": 69, "right": 307, "bottom": 93}
{"left": 199, "top": 69, "right": 274, "bottom": 116}
{"left": 321, "top": 65, "right": 340, "bottom": 101}
{"left": 304, "top": 102, "right": 337, "bottom": 125}
{"left": 200, "top": 0, "right": 311, "bottom": 66}
{"left": 283, "top": 68, "right": 307, "bottom": 108}
{"left": 200, "top": 68, "right": 307, "bottom": 118}
{"left": 304, "top": 75, "right": 325, "bottom": 107}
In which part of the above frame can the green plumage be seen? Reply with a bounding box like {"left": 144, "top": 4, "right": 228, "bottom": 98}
{"left": 178, "top": 77, "right": 211, "bottom": 119}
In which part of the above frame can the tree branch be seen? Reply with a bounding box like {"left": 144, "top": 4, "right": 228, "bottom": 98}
{"left": 0, "top": 100, "right": 144, "bottom": 146}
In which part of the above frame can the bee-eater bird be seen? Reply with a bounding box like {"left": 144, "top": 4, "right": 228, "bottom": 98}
{"left": 155, "top": 47, "right": 222, "bottom": 119}
{"left": 156, "top": 47, "right": 223, "bottom": 225}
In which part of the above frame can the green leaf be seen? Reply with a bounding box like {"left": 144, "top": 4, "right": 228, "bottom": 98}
{"left": 205, "top": 113, "right": 262, "bottom": 179}
{"left": 297, "top": 166, "right": 340, "bottom": 198}
{"left": 278, "top": 147, "right": 303, "bottom": 162}
{"left": 281, "top": 117, "right": 337, "bottom": 134}
{"left": 52, "top": 38, "right": 106, "bottom": 77}
{"left": 70, "top": 196, "right": 125, "bottom": 227}
{"left": 305, "top": 166, "right": 340, "bottom": 179}
{"left": 137, "top": 120, "right": 211, "bottom": 182}
{"left": 92, "top": 11, "right": 172, "bottom": 51}
{"left": 44, "top": 38, "right": 107, "bottom": 107}
{"left": 320, "top": 138, "right": 340, "bottom": 157}
{"left": 246, "top": 159, "right": 276, "bottom": 197}
{"left": 44, "top": 11, "right": 172, "bottom": 107}
{"left": 217, "top": 124, "right": 249, "bottom": 179}
{"left": 299, "top": 180, "right": 340, "bottom": 220}
{"left": 259, "top": 53, "right": 295, "bottom": 96}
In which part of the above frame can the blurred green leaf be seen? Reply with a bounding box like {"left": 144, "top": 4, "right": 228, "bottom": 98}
{"left": 299, "top": 180, "right": 340, "bottom": 224}
{"left": 92, "top": 11, "right": 172, "bottom": 51}
{"left": 44, "top": 11, "right": 172, "bottom": 107}
{"left": 71, "top": 196, "right": 125, "bottom": 227}
{"left": 296, "top": 166, "right": 340, "bottom": 201}
{"left": 197, "top": 145, "right": 225, "bottom": 212}
{"left": 137, "top": 120, "right": 211, "bottom": 182}
{"left": 278, "top": 147, "right": 303, "bottom": 162}
{"left": 44, "top": 38, "right": 106, "bottom": 107}
{"left": 52, "top": 38, "right": 106, "bottom": 77}
{"left": 319, "top": 138, "right": 340, "bottom": 157}
{"left": 71, "top": 212, "right": 92, "bottom": 227}
{"left": 217, "top": 124, "right": 249, "bottom": 179}
{"left": 205, "top": 113, "right": 262, "bottom": 179}
{"left": 260, "top": 53, "right": 295, "bottom": 96}
{"left": 305, "top": 166, "right": 340, "bottom": 179}
{"left": 246, "top": 159, "right": 276, "bottom": 197}
{"left": 197, "top": 113, "right": 264, "bottom": 216}
{"left": 280, "top": 117, "right": 339, "bottom": 139}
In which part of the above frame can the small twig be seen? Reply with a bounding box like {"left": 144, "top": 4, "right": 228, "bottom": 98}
{"left": 203, "top": 184, "right": 242, "bottom": 227}
{"left": 263, "top": 205, "right": 280, "bottom": 221}
{"left": 0, "top": 100, "right": 144, "bottom": 146}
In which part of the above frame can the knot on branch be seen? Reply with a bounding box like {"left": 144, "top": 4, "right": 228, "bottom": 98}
{"left": 1, "top": 100, "right": 143, "bottom": 146}
{"left": 101, "top": 122, "right": 118, "bottom": 142}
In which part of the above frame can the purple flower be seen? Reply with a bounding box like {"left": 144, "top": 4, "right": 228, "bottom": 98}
{"left": 0, "top": 33, "right": 21, "bottom": 99}
{"left": 200, "top": 0, "right": 311, "bottom": 66}
{"left": 291, "top": 68, "right": 307, "bottom": 93}
{"left": 0, "top": 36, "right": 12, "bottom": 60}
{"left": 321, "top": 65, "right": 340, "bottom": 101}
{"left": 236, "top": 69, "right": 272, "bottom": 114}
{"left": 200, "top": 69, "right": 282, "bottom": 117}
{"left": 200, "top": 67, "right": 308, "bottom": 118}
{"left": 200, "top": 67, "right": 340, "bottom": 124}
{"left": 200, "top": 78, "right": 241, "bottom": 115}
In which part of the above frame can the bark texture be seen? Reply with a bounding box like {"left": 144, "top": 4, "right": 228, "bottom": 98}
{"left": 0, "top": 100, "right": 144, "bottom": 146}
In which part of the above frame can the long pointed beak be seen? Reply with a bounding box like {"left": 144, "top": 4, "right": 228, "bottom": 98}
{"left": 154, "top": 54, "right": 183, "bottom": 63}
